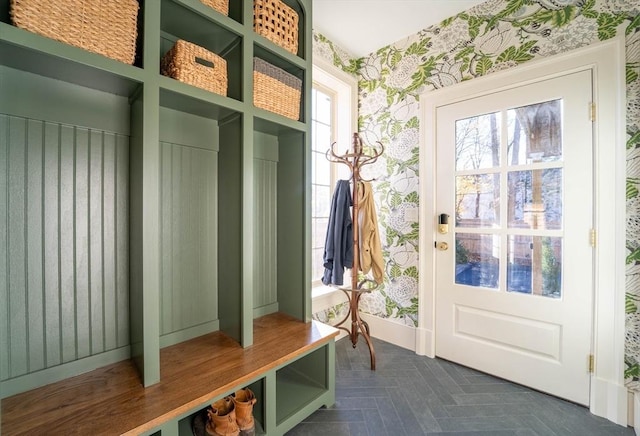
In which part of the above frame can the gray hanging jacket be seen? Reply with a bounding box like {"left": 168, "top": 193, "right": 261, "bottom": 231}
{"left": 322, "top": 180, "right": 353, "bottom": 286}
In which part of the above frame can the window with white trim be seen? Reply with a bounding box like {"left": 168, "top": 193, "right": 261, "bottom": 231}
{"left": 311, "top": 61, "right": 357, "bottom": 294}
{"left": 311, "top": 86, "right": 335, "bottom": 286}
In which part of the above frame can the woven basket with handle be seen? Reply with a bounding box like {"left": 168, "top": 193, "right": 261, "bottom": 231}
{"left": 253, "top": 57, "right": 301, "bottom": 120}
{"left": 161, "top": 40, "right": 228, "bottom": 96}
{"left": 253, "top": 0, "right": 298, "bottom": 55}
{"left": 10, "top": 0, "right": 139, "bottom": 64}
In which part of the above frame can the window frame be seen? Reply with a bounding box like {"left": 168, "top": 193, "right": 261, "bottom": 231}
{"left": 311, "top": 59, "right": 358, "bottom": 299}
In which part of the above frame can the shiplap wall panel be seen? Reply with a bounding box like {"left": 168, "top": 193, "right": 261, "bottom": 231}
{"left": 8, "top": 115, "right": 27, "bottom": 377}
{"left": 116, "top": 134, "right": 129, "bottom": 348}
{"left": 59, "top": 124, "right": 76, "bottom": 364}
{"left": 0, "top": 115, "right": 9, "bottom": 381}
{"left": 160, "top": 141, "right": 218, "bottom": 336}
{"left": 75, "top": 127, "right": 90, "bottom": 360}
{"left": 43, "top": 121, "right": 61, "bottom": 367}
{"left": 103, "top": 133, "right": 117, "bottom": 352}
{"left": 0, "top": 114, "right": 129, "bottom": 381}
{"left": 26, "top": 119, "right": 44, "bottom": 373}
{"left": 253, "top": 158, "right": 278, "bottom": 310}
{"left": 89, "top": 130, "right": 103, "bottom": 355}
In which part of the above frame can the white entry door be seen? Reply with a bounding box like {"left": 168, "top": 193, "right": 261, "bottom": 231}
{"left": 435, "top": 70, "right": 594, "bottom": 405}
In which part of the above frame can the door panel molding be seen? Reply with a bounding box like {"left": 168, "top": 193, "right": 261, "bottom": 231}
{"left": 418, "top": 35, "right": 626, "bottom": 424}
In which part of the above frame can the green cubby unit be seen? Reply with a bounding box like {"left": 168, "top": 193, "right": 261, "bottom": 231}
{"left": 2, "top": 0, "right": 329, "bottom": 434}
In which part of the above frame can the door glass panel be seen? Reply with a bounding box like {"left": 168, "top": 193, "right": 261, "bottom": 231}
{"left": 507, "top": 100, "right": 562, "bottom": 165}
{"left": 507, "top": 169, "right": 562, "bottom": 230}
{"left": 507, "top": 235, "right": 562, "bottom": 298}
{"left": 455, "top": 233, "right": 499, "bottom": 289}
{"left": 455, "top": 112, "right": 501, "bottom": 171}
{"left": 456, "top": 174, "right": 500, "bottom": 228}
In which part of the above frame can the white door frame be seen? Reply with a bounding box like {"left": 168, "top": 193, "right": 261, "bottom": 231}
{"left": 417, "top": 35, "right": 627, "bottom": 425}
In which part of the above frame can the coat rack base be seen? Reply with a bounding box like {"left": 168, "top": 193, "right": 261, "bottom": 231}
{"left": 334, "top": 289, "right": 376, "bottom": 370}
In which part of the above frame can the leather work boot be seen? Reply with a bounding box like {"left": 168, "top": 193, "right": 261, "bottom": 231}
{"left": 232, "top": 388, "right": 257, "bottom": 436}
{"left": 206, "top": 397, "right": 240, "bottom": 436}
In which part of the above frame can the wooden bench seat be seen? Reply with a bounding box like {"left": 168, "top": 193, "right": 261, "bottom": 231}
{"left": 1, "top": 313, "right": 339, "bottom": 435}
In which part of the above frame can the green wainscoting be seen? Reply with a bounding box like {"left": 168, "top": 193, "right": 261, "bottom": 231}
{"left": 0, "top": 104, "right": 130, "bottom": 396}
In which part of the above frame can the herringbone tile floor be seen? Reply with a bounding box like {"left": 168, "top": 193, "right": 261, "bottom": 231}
{"left": 286, "top": 336, "right": 635, "bottom": 436}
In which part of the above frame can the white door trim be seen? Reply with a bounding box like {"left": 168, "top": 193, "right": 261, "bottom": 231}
{"left": 417, "top": 35, "right": 627, "bottom": 425}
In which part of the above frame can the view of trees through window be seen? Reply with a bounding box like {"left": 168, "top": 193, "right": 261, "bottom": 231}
{"left": 454, "top": 100, "right": 563, "bottom": 298}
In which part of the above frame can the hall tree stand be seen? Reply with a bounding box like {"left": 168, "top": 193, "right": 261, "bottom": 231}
{"left": 326, "top": 133, "right": 384, "bottom": 370}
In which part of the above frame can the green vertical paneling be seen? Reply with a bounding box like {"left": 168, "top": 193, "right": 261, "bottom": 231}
{"left": 160, "top": 141, "right": 173, "bottom": 333}
{"left": 159, "top": 140, "right": 218, "bottom": 338}
{"left": 0, "top": 115, "right": 9, "bottom": 382}
{"left": 253, "top": 153, "right": 278, "bottom": 315}
{"left": 0, "top": 113, "right": 130, "bottom": 384}
{"left": 59, "top": 124, "right": 75, "bottom": 363}
{"left": 116, "top": 134, "right": 129, "bottom": 349}
{"left": 89, "top": 130, "right": 103, "bottom": 355}
{"left": 253, "top": 158, "right": 278, "bottom": 310}
{"left": 8, "top": 115, "right": 27, "bottom": 377}
{"left": 43, "top": 122, "right": 61, "bottom": 367}
{"left": 102, "top": 133, "right": 116, "bottom": 351}
{"left": 75, "top": 127, "right": 90, "bottom": 360}
{"left": 158, "top": 106, "right": 220, "bottom": 343}
{"left": 26, "top": 120, "right": 44, "bottom": 373}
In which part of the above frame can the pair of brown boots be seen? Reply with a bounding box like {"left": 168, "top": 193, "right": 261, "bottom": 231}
{"left": 205, "top": 388, "right": 257, "bottom": 436}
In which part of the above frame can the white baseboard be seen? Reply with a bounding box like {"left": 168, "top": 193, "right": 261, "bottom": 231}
{"left": 629, "top": 391, "right": 635, "bottom": 429}
{"left": 591, "top": 376, "right": 628, "bottom": 426}
{"left": 360, "top": 313, "right": 416, "bottom": 351}
{"left": 415, "top": 327, "right": 434, "bottom": 357}
{"left": 635, "top": 391, "right": 640, "bottom": 434}
{"left": 312, "top": 292, "right": 418, "bottom": 348}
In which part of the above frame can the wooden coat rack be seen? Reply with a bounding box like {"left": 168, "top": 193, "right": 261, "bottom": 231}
{"left": 326, "top": 133, "right": 384, "bottom": 370}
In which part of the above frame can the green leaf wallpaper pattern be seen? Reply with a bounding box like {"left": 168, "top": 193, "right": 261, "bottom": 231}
{"left": 312, "top": 0, "right": 640, "bottom": 384}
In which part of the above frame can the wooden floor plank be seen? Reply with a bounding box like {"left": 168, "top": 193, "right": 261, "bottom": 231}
{"left": 1, "top": 313, "right": 338, "bottom": 435}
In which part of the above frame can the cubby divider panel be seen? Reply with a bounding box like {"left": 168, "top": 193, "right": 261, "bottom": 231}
{"left": 217, "top": 114, "right": 244, "bottom": 342}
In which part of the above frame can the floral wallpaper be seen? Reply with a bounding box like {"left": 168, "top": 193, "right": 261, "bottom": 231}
{"left": 312, "top": 0, "right": 640, "bottom": 385}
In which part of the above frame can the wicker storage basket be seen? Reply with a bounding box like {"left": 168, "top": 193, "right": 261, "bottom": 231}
{"left": 253, "top": 57, "right": 301, "bottom": 120}
{"left": 161, "top": 40, "right": 228, "bottom": 96}
{"left": 9, "top": 0, "right": 139, "bottom": 64}
{"left": 253, "top": 0, "right": 298, "bottom": 55}
{"left": 200, "top": 0, "right": 229, "bottom": 16}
